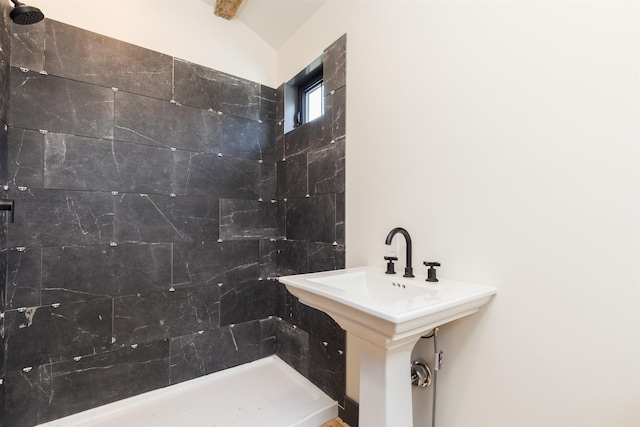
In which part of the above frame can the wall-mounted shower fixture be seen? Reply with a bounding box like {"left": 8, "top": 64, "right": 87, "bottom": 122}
{"left": 0, "top": 199, "right": 15, "bottom": 222}
{"left": 9, "top": 0, "right": 44, "bottom": 25}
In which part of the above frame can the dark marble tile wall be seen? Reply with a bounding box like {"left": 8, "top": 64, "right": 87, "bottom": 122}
{"left": 0, "top": 0, "right": 11, "bottom": 124}
{"left": 0, "top": 1, "right": 11, "bottom": 425}
{"left": 274, "top": 35, "right": 347, "bottom": 405}
{"left": 2, "top": 19, "right": 279, "bottom": 426}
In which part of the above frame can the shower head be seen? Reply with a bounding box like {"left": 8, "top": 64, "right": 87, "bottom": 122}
{"left": 9, "top": 0, "right": 44, "bottom": 25}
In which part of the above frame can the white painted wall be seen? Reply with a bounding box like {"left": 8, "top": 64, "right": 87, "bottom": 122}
{"left": 279, "top": 1, "right": 639, "bottom": 426}
{"left": 24, "top": 0, "right": 277, "bottom": 87}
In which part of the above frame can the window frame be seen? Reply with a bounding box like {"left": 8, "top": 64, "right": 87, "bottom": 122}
{"left": 284, "top": 56, "right": 324, "bottom": 133}
{"left": 298, "top": 70, "right": 324, "bottom": 125}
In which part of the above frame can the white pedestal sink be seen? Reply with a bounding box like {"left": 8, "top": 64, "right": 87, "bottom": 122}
{"left": 279, "top": 266, "right": 497, "bottom": 427}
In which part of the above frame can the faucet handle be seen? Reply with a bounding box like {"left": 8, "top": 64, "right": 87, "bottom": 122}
{"left": 384, "top": 256, "right": 397, "bottom": 274}
{"left": 423, "top": 262, "right": 441, "bottom": 282}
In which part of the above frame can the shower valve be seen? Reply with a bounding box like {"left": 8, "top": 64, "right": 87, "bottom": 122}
{"left": 0, "top": 199, "right": 14, "bottom": 223}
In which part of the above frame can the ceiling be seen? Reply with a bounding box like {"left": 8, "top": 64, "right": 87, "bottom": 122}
{"left": 199, "top": 0, "right": 326, "bottom": 49}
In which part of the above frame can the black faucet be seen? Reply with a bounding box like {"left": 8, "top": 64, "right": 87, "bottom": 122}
{"left": 385, "top": 227, "right": 414, "bottom": 278}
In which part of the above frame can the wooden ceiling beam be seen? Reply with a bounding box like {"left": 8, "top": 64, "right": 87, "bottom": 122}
{"left": 214, "top": 0, "right": 244, "bottom": 20}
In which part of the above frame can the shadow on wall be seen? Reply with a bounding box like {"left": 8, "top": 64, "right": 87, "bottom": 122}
{"left": 1, "top": 15, "right": 345, "bottom": 425}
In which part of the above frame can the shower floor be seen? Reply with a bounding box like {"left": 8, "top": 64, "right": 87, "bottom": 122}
{"left": 37, "top": 356, "right": 338, "bottom": 427}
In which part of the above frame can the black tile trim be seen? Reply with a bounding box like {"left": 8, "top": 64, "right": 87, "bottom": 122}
{"left": 340, "top": 395, "right": 359, "bottom": 427}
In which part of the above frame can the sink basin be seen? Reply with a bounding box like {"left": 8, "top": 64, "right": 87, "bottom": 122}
{"left": 279, "top": 266, "right": 496, "bottom": 348}
{"left": 279, "top": 266, "right": 496, "bottom": 426}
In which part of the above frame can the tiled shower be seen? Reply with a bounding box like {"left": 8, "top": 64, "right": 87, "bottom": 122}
{"left": 0, "top": 7, "right": 346, "bottom": 426}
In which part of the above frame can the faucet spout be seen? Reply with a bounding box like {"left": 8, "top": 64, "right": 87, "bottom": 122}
{"left": 385, "top": 227, "right": 414, "bottom": 278}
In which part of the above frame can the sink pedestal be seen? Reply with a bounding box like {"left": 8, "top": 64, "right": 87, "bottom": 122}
{"left": 278, "top": 266, "right": 497, "bottom": 427}
{"left": 350, "top": 333, "right": 418, "bottom": 426}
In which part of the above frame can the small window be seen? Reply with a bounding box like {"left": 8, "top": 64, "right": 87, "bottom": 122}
{"left": 300, "top": 75, "right": 324, "bottom": 124}
{"left": 284, "top": 56, "right": 324, "bottom": 133}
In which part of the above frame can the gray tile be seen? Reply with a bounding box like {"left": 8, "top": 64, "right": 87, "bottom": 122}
{"left": 220, "top": 198, "right": 276, "bottom": 240}
{"left": 219, "top": 114, "right": 275, "bottom": 161}
{"left": 285, "top": 194, "right": 336, "bottom": 243}
{"left": 6, "top": 247, "right": 41, "bottom": 310}
{"left": 277, "top": 152, "right": 307, "bottom": 199}
{"left": 44, "top": 20, "right": 173, "bottom": 100}
{"left": 276, "top": 240, "right": 308, "bottom": 276}
{"left": 4, "top": 298, "right": 113, "bottom": 371}
{"left": 276, "top": 84, "right": 285, "bottom": 126}
{"left": 42, "top": 244, "right": 171, "bottom": 304}
{"left": 0, "top": 243, "right": 5, "bottom": 312}
{"left": 283, "top": 289, "right": 304, "bottom": 324}
{"left": 8, "top": 128, "right": 44, "bottom": 188}
{"left": 336, "top": 192, "right": 345, "bottom": 244}
{"left": 115, "top": 91, "right": 220, "bottom": 153}
{"left": 307, "top": 242, "right": 341, "bottom": 273}
{"left": 0, "top": 381, "right": 3, "bottom": 427}
{"left": 276, "top": 198, "right": 286, "bottom": 238}
{"left": 169, "top": 321, "right": 262, "bottom": 385}
{"left": 0, "top": 158, "right": 5, "bottom": 318}
{"left": 308, "top": 335, "right": 346, "bottom": 402}
{"left": 308, "top": 138, "right": 345, "bottom": 195}
{"left": 259, "top": 85, "right": 278, "bottom": 123}
{"left": 324, "top": 86, "right": 346, "bottom": 141}
{"left": 260, "top": 239, "right": 278, "bottom": 280}
{"left": 172, "top": 240, "right": 260, "bottom": 287}
{"left": 7, "top": 189, "right": 114, "bottom": 248}
{"left": 173, "top": 151, "right": 260, "bottom": 199}
{"left": 272, "top": 286, "right": 291, "bottom": 323}
{"left": 44, "top": 133, "right": 173, "bottom": 194}
{"left": 284, "top": 117, "right": 325, "bottom": 157}
{"left": 3, "top": 366, "right": 40, "bottom": 427}
{"left": 261, "top": 162, "right": 277, "bottom": 201}
{"left": 298, "top": 302, "right": 345, "bottom": 346}
{"left": 174, "top": 59, "right": 260, "bottom": 121}
{"left": 323, "top": 34, "right": 346, "bottom": 94}
{"left": 0, "top": 2, "right": 11, "bottom": 124}
{"left": 10, "top": 19, "right": 45, "bottom": 71}
{"left": 38, "top": 340, "right": 170, "bottom": 424}
{"left": 259, "top": 316, "right": 277, "bottom": 357}
{"left": 115, "top": 194, "right": 219, "bottom": 244}
{"left": 0, "top": 123, "right": 8, "bottom": 184}
{"left": 9, "top": 68, "right": 114, "bottom": 139}
{"left": 276, "top": 127, "right": 285, "bottom": 163}
{"left": 114, "top": 285, "right": 220, "bottom": 346}
{"left": 276, "top": 320, "right": 309, "bottom": 377}
{"left": 219, "top": 280, "right": 280, "bottom": 326}
{"left": 0, "top": 321, "right": 3, "bottom": 380}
